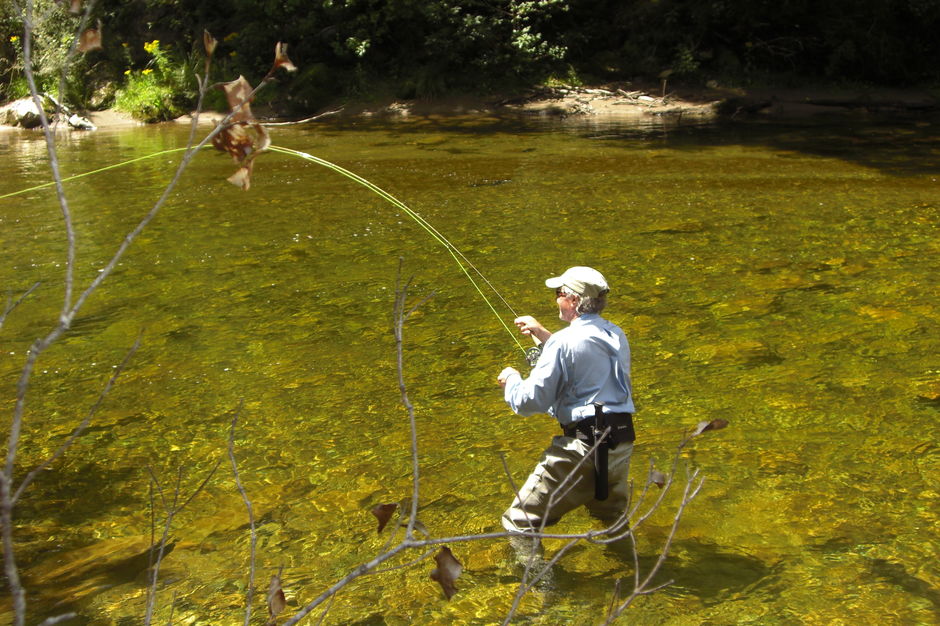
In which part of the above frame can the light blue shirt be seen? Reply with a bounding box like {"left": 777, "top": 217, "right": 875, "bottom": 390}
{"left": 503, "top": 313, "right": 635, "bottom": 426}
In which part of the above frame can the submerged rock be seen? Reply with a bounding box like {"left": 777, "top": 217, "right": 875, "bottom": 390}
{"left": 684, "top": 338, "right": 782, "bottom": 367}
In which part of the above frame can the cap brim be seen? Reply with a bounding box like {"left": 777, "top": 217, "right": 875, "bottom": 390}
{"left": 545, "top": 276, "right": 564, "bottom": 288}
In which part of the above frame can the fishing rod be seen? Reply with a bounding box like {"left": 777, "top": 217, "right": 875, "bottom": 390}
{"left": 0, "top": 143, "right": 533, "bottom": 360}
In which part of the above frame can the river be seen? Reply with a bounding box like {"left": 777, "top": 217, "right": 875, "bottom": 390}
{"left": 0, "top": 112, "right": 938, "bottom": 623}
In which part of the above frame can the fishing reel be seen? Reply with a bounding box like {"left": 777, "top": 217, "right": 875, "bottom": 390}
{"left": 525, "top": 345, "right": 542, "bottom": 367}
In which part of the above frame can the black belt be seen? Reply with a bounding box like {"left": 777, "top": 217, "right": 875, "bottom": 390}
{"left": 562, "top": 412, "right": 635, "bottom": 446}
{"left": 562, "top": 407, "right": 635, "bottom": 501}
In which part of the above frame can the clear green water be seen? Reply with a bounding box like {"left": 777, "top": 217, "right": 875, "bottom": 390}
{"left": 0, "top": 114, "right": 938, "bottom": 624}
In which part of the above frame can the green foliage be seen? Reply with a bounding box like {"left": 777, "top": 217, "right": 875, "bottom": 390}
{"left": 544, "top": 66, "right": 584, "bottom": 88}
{"left": 560, "top": 0, "right": 940, "bottom": 86}
{"left": 114, "top": 39, "right": 195, "bottom": 122}
{"left": 6, "top": 75, "right": 30, "bottom": 100}
{"left": 6, "top": 0, "right": 939, "bottom": 110}
{"left": 1, "top": 0, "right": 82, "bottom": 103}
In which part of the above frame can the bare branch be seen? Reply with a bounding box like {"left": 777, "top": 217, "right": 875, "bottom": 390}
{"left": 228, "top": 403, "right": 258, "bottom": 626}
{"left": 371, "top": 547, "right": 437, "bottom": 575}
{"left": 144, "top": 459, "right": 222, "bottom": 625}
{"left": 12, "top": 333, "right": 142, "bottom": 504}
{"left": 36, "top": 614, "right": 78, "bottom": 626}
{"left": 392, "top": 261, "right": 434, "bottom": 540}
{"left": 313, "top": 593, "right": 336, "bottom": 626}
{"left": 164, "top": 591, "right": 178, "bottom": 626}
{"left": 261, "top": 108, "right": 344, "bottom": 126}
{"left": 282, "top": 549, "right": 406, "bottom": 625}
{"left": 603, "top": 467, "right": 706, "bottom": 623}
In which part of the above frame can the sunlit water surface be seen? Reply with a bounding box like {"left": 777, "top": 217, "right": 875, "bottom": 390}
{"left": 0, "top": 112, "right": 938, "bottom": 624}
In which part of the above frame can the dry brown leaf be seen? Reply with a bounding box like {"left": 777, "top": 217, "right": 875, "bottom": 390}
{"left": 371, "top": 503, "right": 398, "bottom": 533}
{"left": 218, "top": 75, "right": 254, "bottom": 123}
{"left": 650, "top": 469, "right": 667, "bottom": 488}
{"left": 429, "top": 546, "right": 462, "bottom": 600}
{"left": 212, "top": 120, "right": 269, "bottom": 190}
{"left": 203, "top": 30, "right": 218, "bottom": 57}
{"left": 212, "top": 123, "right": 253, "bottom": 162}
{"left": 226, "top": 165, "right": 252, "bottom": 191}
{"left": 255, "top": 123, "right": 271, "bottom": 152}
{"left": 267, "top": 571, "right": 286, "bottom": 620}
{"left": 691, "top": 418, "right": 729, "bottom": 437}
{"left": 215, "top": 122, "right": 268, "bottom": 161}
{"left": 77, "top": 25, "right": 101, "bottom": 53}
{"left": 273, "top": 42, "right": 298, "bottom": 72}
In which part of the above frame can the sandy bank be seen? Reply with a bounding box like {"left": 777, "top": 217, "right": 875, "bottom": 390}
{"left": 4, "top": 83, "right": 938, "bottom": 132}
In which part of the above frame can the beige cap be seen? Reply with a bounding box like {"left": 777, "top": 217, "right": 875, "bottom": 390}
{"left": 545, "top": 266, "right": 609, "bottom": 298}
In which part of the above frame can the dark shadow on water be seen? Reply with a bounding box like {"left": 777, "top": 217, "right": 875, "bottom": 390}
{"left": 869, "top": 558, "right": 940, "bottom": 609}
{"left": 324, "top": 111, "right": 940, "bottom": 178}
{"left": 665, "top": 542, "right": 782, "bottom": 604}
{"left": 12, "top": 540, "right": 176, "bottom": 625}
{"left": 17, "top": 462, "right": 140, "bottom": 529}
{"left": 586, "top": 116, "right": 940, "bottom": 177}
{"left": 545, "top": 538, "right": 779, "bottom": 606}
{"left": 300, "top": 105, "right": 940, "bottom": 181}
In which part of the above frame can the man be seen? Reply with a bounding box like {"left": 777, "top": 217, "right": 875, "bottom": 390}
{"left": 497, "top": 266, "right": 636, "bottom": 535}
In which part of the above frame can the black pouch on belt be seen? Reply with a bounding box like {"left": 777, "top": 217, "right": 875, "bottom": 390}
{"left": 590, "top": 404, "right": 637, "bottom": 500}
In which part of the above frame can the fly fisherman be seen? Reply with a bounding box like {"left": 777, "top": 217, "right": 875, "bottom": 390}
{"left": 497, "top": 266, "right": 636, "bottom": 543}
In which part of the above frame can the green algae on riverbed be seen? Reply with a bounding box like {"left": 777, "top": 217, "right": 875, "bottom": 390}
{"left": 0, "top": 114, "right": 938, "bottom": 623}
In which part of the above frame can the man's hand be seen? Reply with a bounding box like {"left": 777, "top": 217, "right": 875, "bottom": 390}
{"left": 513, "top": 316, "right": 551, "bottom": 344}
{"left": 497, "top": 366, "right": 520, "bottom": 389}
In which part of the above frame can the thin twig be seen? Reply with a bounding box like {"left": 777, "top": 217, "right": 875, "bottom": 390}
{"left": 228, "top": 402, "right": 257, "bottom": 626}
{"left": 165, "top": 591, "right": 178, "bottom": 626}
{"left": 282, "top": 548, "right": 407, "bottom": 626}
{"left": 370, "top": 547, "right": 437, "bottom": 575}
{"left": 36, "top": 614, "right": 78, "bottom": 626}
{"left": 261, "top": 108, "right": 344, "bottom": 126}
{"left": 12, "top": 333, "right": 142, "bottom": 504}
{"left": 313, "top": 593, "right": 336, "bottom": 626}
{"left": 143, "top": 458, "right": 223, "bottom": 625}
{"left": 2, "top": 28, "right": 221, "bottom": 626}
{"left": 0, "top": 282, "right": 40, "bottom": 330}
{"left": 393, "top": 261, "right": 434, "bottom": 540}
{"left": 603, "top": 468, "right": 705, "bottom": 623}
{"left": 148, "top": 480, "right": 155, "bottom": 574}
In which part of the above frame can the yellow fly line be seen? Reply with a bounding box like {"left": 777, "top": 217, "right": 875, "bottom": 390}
{"left": 1, "top": 143, "right": 528, "bottom": 357}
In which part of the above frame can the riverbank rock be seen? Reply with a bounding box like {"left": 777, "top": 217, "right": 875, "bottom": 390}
{"left": 0, "top": 95, "right": 97, "bottom": 130}
{"left": 1, "top": 97, "right": 43, "bottom": 128}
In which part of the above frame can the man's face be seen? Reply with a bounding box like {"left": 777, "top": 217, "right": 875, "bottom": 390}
{"left": 556, "top": 288, "right": 580, "bottom": 322}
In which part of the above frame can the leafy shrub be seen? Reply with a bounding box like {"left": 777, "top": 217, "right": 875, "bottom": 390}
{"left": 114, "top": 39, "right": 195, "bottom": 122}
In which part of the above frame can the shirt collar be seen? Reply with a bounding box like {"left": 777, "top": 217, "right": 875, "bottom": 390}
{"left": 570, "top": 313, "right": 599, "bottom": 326}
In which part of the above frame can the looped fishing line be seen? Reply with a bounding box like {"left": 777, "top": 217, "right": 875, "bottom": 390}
{"left": 0, "top": 143, "right": 529, "bottom": 357}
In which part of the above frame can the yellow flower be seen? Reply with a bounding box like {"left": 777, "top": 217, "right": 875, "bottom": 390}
{"left": 10, "top": 35, "right": 19, "bottom": 43}
{"left": 142, "top": 68, "right": 153, "bottom": 75}
{"left": 143, "top": 39, "right": 159, "bottom": 54}
{"left": 124, "top": 69, "right": 131, "bottom": 75}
